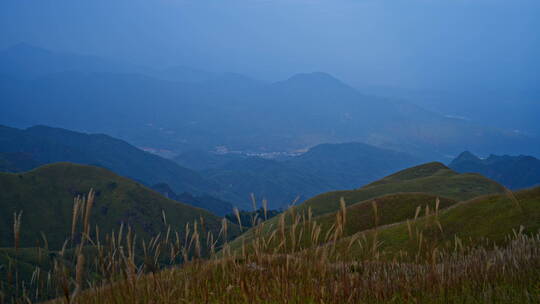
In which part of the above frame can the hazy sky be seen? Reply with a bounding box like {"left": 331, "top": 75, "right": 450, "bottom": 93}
{"left": 1, "top": 0, "right": 539, "bottom": 90}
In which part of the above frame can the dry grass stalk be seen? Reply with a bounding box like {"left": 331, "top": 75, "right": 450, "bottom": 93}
{"left": 13, "top": 211, "right": 23, "bottom": 252}
{"left": 339, "top": 197, "right": 347, "bottom": 231}
{"left": 71, "top": 196, "right": 82, "bottom": 242}
{"left": 234, "top": 207, "right": 242, "bottom": 232}
{"left": 82, "top": 188, "right": 95, "bottom": 242}
{"left": 262, "top": 199, "right": 268, "bottom": 221}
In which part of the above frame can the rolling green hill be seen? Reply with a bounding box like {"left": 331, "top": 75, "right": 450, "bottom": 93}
{"left": 2, "top": 163, "right": 535, "bottom": 304}
{"left": 315, "top": 193, "right": 457, "bottom": 239}
{"left": 297, "top": 162, "right": 505, "bottom": 217}
{"left": 234, "top": 192, "right": 458, "bottom": 251}
{"left": 228, "top": 162, "right": 505, "bottom": 251}
{"left": 0, "top": 162, "right": 239, "bottom": 250}
{"left": 52, "top": 187, "right": 540, "bottom": 304}
{"left": 341, "top": 186, "right": 540, "bottom": 256}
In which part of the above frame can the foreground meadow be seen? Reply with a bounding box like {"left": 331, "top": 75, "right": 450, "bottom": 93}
{"left": 2, "top": 186, "right": 540, "bottom": 303}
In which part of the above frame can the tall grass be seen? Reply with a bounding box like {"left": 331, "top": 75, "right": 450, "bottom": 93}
{"left": 0, "top": 189, "right": 230, "bottom": 303}
{"left": 1, "top": 189, "right": 539, "bottom": 303}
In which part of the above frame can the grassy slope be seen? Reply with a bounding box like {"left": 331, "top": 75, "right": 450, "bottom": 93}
{"left": 230, "top": 162, "right": 504, "bottom": 249}
{"left": 33, "top": 166, "right": 538, "bottom": 304}
{"left": 344, "top": 186, "right": 540, "bottom": 256}
{"left": 51, "top": 189, "right": 540, "bottom": 304}
{"left": 0, "top": 162, "right": 239, "bottom": 250}
{"left": 316, "top": 193, "right": 456, "bottom": 239}
{"left": 0, "top": 247, "right": 53, "bottom": 297}
{"left": 297, "top": 162, "right": 505, "bottom": 217}
{"left": 29, "top": 168, "right": 539, "bottom": 304}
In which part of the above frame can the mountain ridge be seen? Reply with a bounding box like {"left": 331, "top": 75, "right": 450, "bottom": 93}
{"left": 449, "top": 151, "right": 540, "bottom": 189}
{"left": 177, "top": 142, "right": 421, "bottom": 209}
{"left": 0, "top": 124, "right": 236, "bottom": 214}
{"left": 2, "top": 44, "right": 539, "bottom": 159}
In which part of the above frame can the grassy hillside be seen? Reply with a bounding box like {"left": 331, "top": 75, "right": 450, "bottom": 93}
{"left": 0, "top": 162, "right": 239, "bottom": 250}
{"left": 297, "top": 162, "right": 505, "bottom": 217}
{"left": 43, "top": 188, "right": 540, "bottom": 304}
{"left": 232, "top": 193, "right": 457, "bottom": 252}
{"left": 3, "top": 164, "right": 537, "bottom": 304}
{"left": 315, "top": 193, "right": 456, "bottom": 240}
{"left": 228, "top": 162, "right": 504, "bottom": 251}
{"left": 345, "top": 186, "right": 540, "bottom": 257}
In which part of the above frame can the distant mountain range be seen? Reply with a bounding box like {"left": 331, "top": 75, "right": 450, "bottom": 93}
{"left": 0, "top": 42, "right": 215, "bottom": 83}
{"left": 0, "top": 124, "right": 216, "bottom": 193}
{"left": 450, "top": 151, "right": 540, "bottom": 189}
{"left": 1, "top": 44, "right": 539, "bottom": 160}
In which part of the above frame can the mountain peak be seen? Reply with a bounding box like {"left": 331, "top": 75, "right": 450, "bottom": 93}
{"left": 275, "top": 72, "right": 348, "bottom": 90}
{"left": 378, "top": 162, "right": 451, "bottom": 183}
{"left": 450, "top": 151, "right": 481, "bottom": 166}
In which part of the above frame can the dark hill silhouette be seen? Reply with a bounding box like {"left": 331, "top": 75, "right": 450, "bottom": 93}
{"left": 177, "top": 142, "right": 422, "bottom": 209}
{"left": 450, "top": 151, "right": 540, "bottom": 189}
{"left": 0, "top": 125, "right": 225, "bottom": 207}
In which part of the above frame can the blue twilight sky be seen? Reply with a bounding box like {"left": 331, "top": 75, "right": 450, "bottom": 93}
{"left": 0, "top": 0, "right": 539, "bottom": 90}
